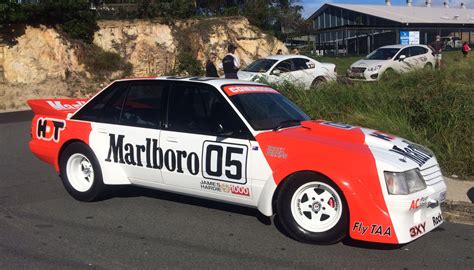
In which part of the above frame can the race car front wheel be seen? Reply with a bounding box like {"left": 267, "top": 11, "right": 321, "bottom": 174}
{"left": 59, "top": 142, "right": 105, "bottom": 202}
{"left": 276, "top": 172, "right": 348, "bottom": 244}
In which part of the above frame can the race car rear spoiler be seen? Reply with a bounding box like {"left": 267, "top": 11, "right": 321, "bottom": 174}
{"left": 28, "top": 98, "right": 89, "bottom": 118}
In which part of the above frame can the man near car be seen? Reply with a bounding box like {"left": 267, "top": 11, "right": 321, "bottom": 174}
{"left": 222, "top": 44, "right": 240, "bottom": 79}
{"left": 429, "top": 35, "right": 444, "bottom": 69}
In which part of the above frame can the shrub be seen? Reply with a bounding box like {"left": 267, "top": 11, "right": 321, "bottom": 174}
{"left": 83, "top": 45, "right": 133, "bottom": 79}
{"left": 175, "top": 50, "right": 204, "bottom": 76}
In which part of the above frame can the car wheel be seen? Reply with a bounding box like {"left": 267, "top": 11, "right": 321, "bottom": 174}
{"left": 424, "top": 63, "right": 433, "bottom": 70}
{"left": 59, "top": 142, "right": 105, "bottom": 202}
{"left": 381, "top": 68, "right": 396, "bottom": 80}
{"left": 311, "top": 77, "right": 326, "bottom": 89}
{"left": 276, "top": 172, "right": 348, "bottom": 244}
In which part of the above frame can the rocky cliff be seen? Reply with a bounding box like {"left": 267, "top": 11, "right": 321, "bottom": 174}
{"left": 0, "top": 17, "right": 287, "bottom": 110}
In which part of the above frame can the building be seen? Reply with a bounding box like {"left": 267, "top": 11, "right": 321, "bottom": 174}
{"left": 307, "top": 1, "right": 474, "bottom": 55}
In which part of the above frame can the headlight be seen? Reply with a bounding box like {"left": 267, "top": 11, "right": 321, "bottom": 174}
{"left": 384, "top": 169, "right": 426, "bottom": 195}
{"left": 367, "top": 65, "right": 382, "bottom": 72}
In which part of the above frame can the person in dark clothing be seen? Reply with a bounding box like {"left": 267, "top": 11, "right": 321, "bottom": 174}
{"left": 222, "top": 44, "right": 240, "bottom": 79}
{"left": 429, "top": 35, "right": 444, "bottom": 69}
{"left": 205, "top": 53, "right": 218, "bottom": 77}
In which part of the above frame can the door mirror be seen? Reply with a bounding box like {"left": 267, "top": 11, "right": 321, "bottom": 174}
{"left": 272, "top": 69, "right": 281, "bottom": 76}
{"left": 399, "top": 55, "right": 407, "bottom": 61}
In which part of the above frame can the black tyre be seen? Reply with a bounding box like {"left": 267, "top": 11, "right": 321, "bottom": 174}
{"left": 381, "top": 68, "right": 396, "bottom": 80}
{"left": 276, "top": 172, "right": 348, "bottom": 244}
{"left": 311, "top": 77, "right": 326, "bottom": 89}
{"left": 59, "top": 142, "right": 105, "bottom": 202}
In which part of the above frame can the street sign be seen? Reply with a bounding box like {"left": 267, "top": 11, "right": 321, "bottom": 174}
{"left": 400, "top": 31, "right": 420, "bottom": 45}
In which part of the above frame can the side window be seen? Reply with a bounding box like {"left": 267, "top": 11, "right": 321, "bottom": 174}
{"left": 120, "top": 83, "right": 167, "bottom": 129}
{"left": 293, "top": 58, "right": 314, "bottom": 70}
{"left": 396, "top": 48, "right": 411, "bottom": 59}
{"left": 273, "top": 60, "right": 294, "bottom": 73}
{"left": 72, "top": 82, "right": 128, "bottom": 122}
{"left": 410, "top": 46, "right": 428, "bottom": 56}
{"left": 167, "top": 84, "right": 251, "bottom": 139}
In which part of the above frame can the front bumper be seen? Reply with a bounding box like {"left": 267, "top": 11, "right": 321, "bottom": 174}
{"left": 386, "top": 178, "right": 447, "bottom": 244}
{"left": 347, "top": 71, "right": 379, "bottom": 81}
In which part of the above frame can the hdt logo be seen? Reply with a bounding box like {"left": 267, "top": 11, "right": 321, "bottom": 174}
{"left": 36, "top": 117, "right": 66, "bottom": 142}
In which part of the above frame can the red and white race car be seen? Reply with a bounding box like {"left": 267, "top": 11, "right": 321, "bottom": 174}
{"left": 28, "top": 77, "right": 446, "bottom": 245}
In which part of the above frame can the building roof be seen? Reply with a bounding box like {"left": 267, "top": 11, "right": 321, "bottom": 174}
{"left": 309, "top": 3, "right": 474, "bottom": 25}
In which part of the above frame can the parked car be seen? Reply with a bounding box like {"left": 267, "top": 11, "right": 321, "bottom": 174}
{"left": 441, "top": 36, "right": 462, "bottom": 50}
{"left": 28, "top": 77, "right": 446, "bottom": 245}
{"left": 347, "top": 44, "right": 436, "bottom": 81}
{"left": 238, "top": 55, "right": 337, "bottom": 88}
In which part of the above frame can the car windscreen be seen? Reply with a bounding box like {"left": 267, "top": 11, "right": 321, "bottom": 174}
{"left": 229, "top": 92, "right": 310, "bottom": 130}
{"left": 366, "top": 48, "right": 400, "bottom": 60}
{"left": 242, "top": 59, "right": 278, "bottom": 73}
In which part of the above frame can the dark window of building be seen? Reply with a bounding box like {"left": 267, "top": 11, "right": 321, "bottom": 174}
{"left": 120, "top": 82, "right": 167, "bottom": 129}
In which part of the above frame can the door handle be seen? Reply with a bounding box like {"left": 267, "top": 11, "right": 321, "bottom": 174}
{"left": 97, "top": 128, "right": 108, "bottom": 134}
{"left": 166, "top": 137, "right": 179, "bottom": 143}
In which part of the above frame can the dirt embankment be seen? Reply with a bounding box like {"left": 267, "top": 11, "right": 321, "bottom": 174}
{"left": 0, "top": 17, "right": 287, "bottom": 111}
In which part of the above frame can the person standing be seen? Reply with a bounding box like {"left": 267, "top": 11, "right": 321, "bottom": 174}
{"left": 462, "top": 42, "right": 471, "bottom": 58}
{"left": 429, "top": 35, "right": 444, "bottom": 69}
{"left": 222, "top": 44, "right": 240, "bottom": 79}
{"left": 205, "top": 53, "right": 218, "bottom": 77}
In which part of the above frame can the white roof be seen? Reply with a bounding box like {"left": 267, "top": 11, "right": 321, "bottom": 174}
{"left": 320, "top": 3, "right": 474, "bottom": 24}
{"left": 117, "top": 77, "right": 265, "bottom": 88}
{"left": 264, "top": 54, "right": 309, "bottom": 60}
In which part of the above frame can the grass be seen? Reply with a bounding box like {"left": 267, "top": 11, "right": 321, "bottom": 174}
{"left": 272, "top": 51, "right": 473, "bottom": 178}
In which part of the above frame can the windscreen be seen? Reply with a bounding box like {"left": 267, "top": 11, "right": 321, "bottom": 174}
{"left": 243, "top": 59, "right": 278, "bottom": 73}
{"left": 366, "top": 48, "right": 400, "bottom": 60}
{"left": 229, "top": 92, "right": 310, "bottom": 131}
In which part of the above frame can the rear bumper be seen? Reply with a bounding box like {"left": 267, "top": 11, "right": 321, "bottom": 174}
{"left": 29, "top": 140, "right": 59, "bottom": 171}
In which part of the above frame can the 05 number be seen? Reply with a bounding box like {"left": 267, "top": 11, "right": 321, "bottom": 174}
{"left": 202, "top": 142, "right": 248, "bottom": 184}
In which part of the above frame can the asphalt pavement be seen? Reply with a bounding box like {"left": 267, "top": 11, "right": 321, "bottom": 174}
{"left": 0, "top": 112, "right": 473, "bottom": 269}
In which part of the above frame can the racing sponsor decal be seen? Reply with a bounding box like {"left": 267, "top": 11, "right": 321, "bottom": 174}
{"left": 105, "top": 134, "right": 200, "bottom": 175}
{"left": 266, "top": 146, "right": 288, "bottom": 159}
{"left": 202, "top": 141, "right": 248, "bottom": 184}
{"left": 199, "top": 180, "right": 250, "bottom": 197}
{"left": 432, "top": 213, "right": 443, "bottom": 227}
{"left": 409, "top": 222, "right": 426, "bottom": 238}
{"left": 46, "top": 100, "right": 86, "bottom": 110}
{"left": 222, "top": 85, "right": 278, "bottom": 96}
{"left": 389, "top": 144, "right": 432, "bottom": 167}
{"left": 105, "top": 135, "right": 248, "bottom": 184}
{"left": 369, "top": 131, "right": 395, "bottom": 141}
{"left": 36, "top": 117, "right": 66, "bottom": 142}
{"left": 352, "top": 222, "right": 392, "bottom": 237}
{"left": 409, "top": 196, "right": 428, "bottom": 210}
{"left": 319, "top": 121, "right": 354, "bottom": 130}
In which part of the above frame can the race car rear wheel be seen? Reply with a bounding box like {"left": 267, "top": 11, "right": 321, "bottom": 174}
{"left": 60, "top": 142, "right": 105, "bottom": 202}
{"left": 276, "top": 172, "right": 348, "bottom": 244}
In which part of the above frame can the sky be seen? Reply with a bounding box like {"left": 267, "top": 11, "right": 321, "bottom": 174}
{"left": 300, "top": 0, "right": 474, "bottom": 18}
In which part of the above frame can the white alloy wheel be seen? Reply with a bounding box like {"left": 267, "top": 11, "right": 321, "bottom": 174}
{"left": 290, "top": 182, "right": 343, "bottom": 233}
{"left": 66, "top": 153, "right": 95, "bottom": 192}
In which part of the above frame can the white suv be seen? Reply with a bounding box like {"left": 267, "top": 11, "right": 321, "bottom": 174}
{"left": 347, "top": 45, "right": 436, "bottom": 81}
